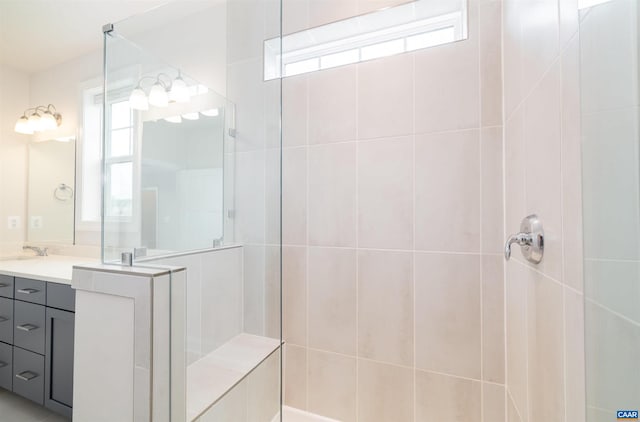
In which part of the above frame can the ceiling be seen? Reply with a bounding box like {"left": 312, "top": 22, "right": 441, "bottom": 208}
{"left": 0, "top": 1, "right": 170, "bottom": 73}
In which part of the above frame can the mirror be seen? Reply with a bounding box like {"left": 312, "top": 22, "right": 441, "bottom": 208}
{"left": 27, "top": 138, "right": 76, "bottom": 244}
{"left": 139, "top": 109, "right": 225, "bottom": 253}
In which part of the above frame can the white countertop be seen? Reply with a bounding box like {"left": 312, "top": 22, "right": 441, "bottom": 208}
{"left": 0, "top": 255, "right": 99, "bottom": 285}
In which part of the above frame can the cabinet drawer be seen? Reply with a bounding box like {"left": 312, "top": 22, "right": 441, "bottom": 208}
{"left": 0, "top": 275, "right": 13, "bottom": 299}
{"left": 46, "top": 283, "right": 75, "bottom": 312}
{"left": 0, "top": 298, "right": 13, "bottom": 344}
{"left": 0, "top": 342, "right": 12, "bottom": 391}
{"left": 15, "top": 278, "right": 46, "bottom": 305}
{"left": 13, "top": 347, "right": 44, "bottom": 405}
{"left": 14, "top": 301, "right": 45, "bottom": 355}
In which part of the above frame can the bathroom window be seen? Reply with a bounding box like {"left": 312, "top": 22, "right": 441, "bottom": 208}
{"left": 104, "top": 100, "right": 134, "bottom": 219}
{"left": 264, "top": 0, "right": 468, "bottom": 79}
{"left": 79, "top": 84, "right": 137, "bottom": 226}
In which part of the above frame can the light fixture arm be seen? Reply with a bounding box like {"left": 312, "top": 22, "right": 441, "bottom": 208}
{"left": 135, "top": 75, "right": 158, "bottom": 89}
{"left": 156, "top": 73, "right": 173, "bottom": 89}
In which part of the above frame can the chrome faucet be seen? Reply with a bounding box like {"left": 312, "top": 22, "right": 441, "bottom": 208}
{"left": 23, "top": 246, "right": 48, "bottom": 256}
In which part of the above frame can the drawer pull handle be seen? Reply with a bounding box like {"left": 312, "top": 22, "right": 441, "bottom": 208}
{"left": 0, "top": 317, "right": 8, "bottom": 323}
{"left": 16, "top": 323, "right": 38, "bottom": 332}
{"left": 17, "top": 288, "right": 39, "bottom": 295}
{"left": 15, "top": 371, "right": 37, "bottom": 381}
{"left": 0, "top": 283, "right": 8, "bottom": 288}
{"left": 0, "top": 361, "right": 6, "bottom": 368}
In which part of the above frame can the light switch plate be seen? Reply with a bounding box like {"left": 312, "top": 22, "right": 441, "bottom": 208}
{"left": 30, "top": 216, "right": 43, "bottom": 229}
{"left": 7, "top": 216, "right": 21, "bottom": 230}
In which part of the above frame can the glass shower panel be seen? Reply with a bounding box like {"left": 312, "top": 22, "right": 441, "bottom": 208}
{"left": 581, "top": 0, "right": 640, "bottom": 419}
{"left": 103, "top": 1, "right": 282, "bottom": 421}
{"left": 102, "top": 31, "right": 233, "bottom": 263}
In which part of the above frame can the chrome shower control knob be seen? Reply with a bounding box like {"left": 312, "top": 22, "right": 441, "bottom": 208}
{"left": 504, "top": 214, "right": 544, "bottom": 264}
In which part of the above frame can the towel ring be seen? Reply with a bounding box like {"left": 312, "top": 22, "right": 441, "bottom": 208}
{"left": 54, "top": 183, "right": 74, "bottom": 201}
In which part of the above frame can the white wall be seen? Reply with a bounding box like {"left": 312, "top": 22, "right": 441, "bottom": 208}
{"left": 0, "top": 63, "right": 30, "bottom": 251}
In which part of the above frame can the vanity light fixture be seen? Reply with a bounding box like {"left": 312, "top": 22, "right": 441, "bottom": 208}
{"left": 164, "top": 115, "right": 182, "bottom": 123}
{"left": 14, "top": 104, "right": 62, "bottom": 135}
{"left": 169, "top": 73, "right": 190, "bottom": 103}
{"left": 129, "top": 72, "right": 192, "bottom": 111}
{"left": 148, "top": 81, "right": 169, "bottom": 107}
{"left": 200, "top": 108, "right": 219, "bottom": 117}
{"left": 181, "top": 112, "right": 199, "bottom": 120}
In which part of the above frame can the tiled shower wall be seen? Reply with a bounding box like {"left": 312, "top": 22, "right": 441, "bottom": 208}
{"left": 282, "top": 0, "right": 506, "bottom": 420}
{"left": 580, "top": 0, "right": 640, "bottom": 419}
{"left": 503, "top": 1, "right": 585, "bottom": 422}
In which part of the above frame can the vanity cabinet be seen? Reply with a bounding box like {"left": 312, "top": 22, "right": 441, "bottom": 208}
{"left": 0, "top": 276, "right": 75, "bottom": 419}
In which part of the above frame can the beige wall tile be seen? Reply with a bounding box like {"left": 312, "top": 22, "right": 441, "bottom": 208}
{"left": 503, "top": 0, "right": 523, "bottom": 119}
{"left": 308, "top": 350, "right": 357, "bottom": 422}
{"left": 357, "top": 0, "right": 407, "bottom": 14}
{"left": 507, "top": 393, "right": 523, "bottom": 422}
{"left": 415, "top": 371, "right": 481, "bottom": 422}
{"left": 227, "top": 59, "right": 266, "bottom": 151}
{"left": 308, "top": 142, "right": 357, "bottom": 247}
{"left": 265, "top": 149, "right": 282, "bottom": 245}
{"left": 561, "top": 35, "right": 584, "bottom": 292}
{"left": 415, "top": 253, "right": 481, "bottom": 379}
{"left": 284, "top": 344, "right": 307, "bottom": 410}
{"left": 358, "top": 53, "right": 414, "bottom": 140}
{"left": 283, "top": 147, "right": 307, "bottom": 246}
{"left": 283, "top": 246, "right": 307, "bottom": 346}
{"left": 358, "top": 360, "right": 413, "bottom": 422}
{"left": 527, "top": 270, "right": 565, "bottom": 422}
{"left": 247, "top": 351, "right": 281, "bottom": 421}
{"left": 504, "top": 106, "right": 526, "bottom": 245}
{"left": 582, "top": 108, "right": 640, "bottom": 261}
{"left": 482, "top": 255, "right": 505, "bottom": 384}
{"left": 227, "top": 0, "right": 266, "bottom": 63}
{"left": 585, "top": 302, "right": 640, "bottom": 412}
{"left": 236, "top": 150, "right": 265, "bottom": 245}
{"left": 580, "top": 0, "right": 639, "bottom": 114}
{"left": 559, "top": 0, "right": 578, "bottom": 48}
{"left": 358, "top": 136, "right": 414, "bottom": 250}
{"left": 483, "top": 383, "right": 506, "bottom": 422}
{"left": 283, "top": 75, "right": 308, "bottom": 147}
{"left": 308, "top": 0, "right": 358, "bottom": 28}
{"left": 565, "top": 288, "right": 585, "bottom": 422}
{"left": 506, "top": 261, "right": 528, "bottom": 421}
{"left": 201, "top": 248, "right": 243, "bottom": 354}
{"left": 243, "top": 245, "right": 265, "bottom": 335}
{"left": 481, "top": 127, "right": 504, "bottom": 254}
{"left": 358, "top": 250, "right": 413, "bottom": 366}
{"left": 415, "top": 130, "right": 481, "bottom": 253}
{"left": 519, "top": 0, "right": 559, "bottom": 100}
{"left": 283, "top": 0, "right": 309, "bottom": 35}
{"left": 308, "top": 247, "right": 357, "bottom": 355}
{"left": 199, "top": 378, "right": 247, "bottom": 422}
{"left": 414, "top": 32, "right": 480, "bottom": 134}
{"left": 308, "top": 66, "right": 357, "bottom": 144}
{"left": 523, "top": 61, "right": 563, "bottom": 282}
{"left": 480, "top": 0, "right": 503, "bottom": 127}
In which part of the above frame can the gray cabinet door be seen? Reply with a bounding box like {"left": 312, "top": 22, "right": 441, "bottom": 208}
{"left": 44, "top": 307, "right": 73, "bottom": 418}
{"left": 13, "top": 347, "right": 45, "bottom": 405}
